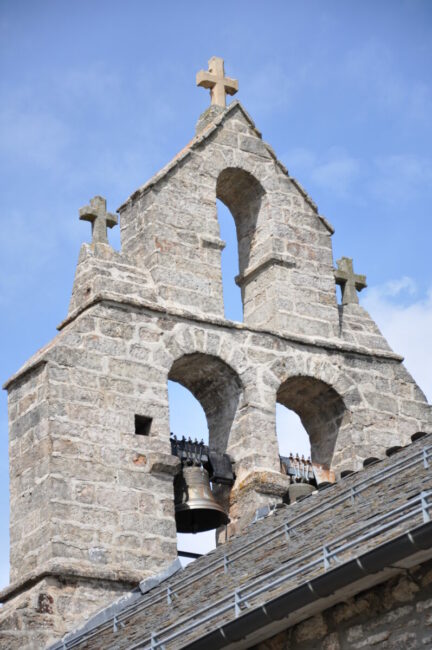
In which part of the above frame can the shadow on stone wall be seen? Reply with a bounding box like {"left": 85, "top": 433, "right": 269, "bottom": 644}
{"left": 277, "top": 376, "right": 347, "bottom": 467}
{"left": 169, "top": 352, "right": 243, "bottom": 454}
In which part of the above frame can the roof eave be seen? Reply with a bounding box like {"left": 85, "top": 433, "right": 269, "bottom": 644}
{"left": 182, "top": 522, "right": 432, "bottom": 650}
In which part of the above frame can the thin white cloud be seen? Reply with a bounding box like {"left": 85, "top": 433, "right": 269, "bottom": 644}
{"left": 0, "top": 62, "right": 173, "bottom": 194}
{"left": 285, "top": 146, "right": 361, "bottom": 197}
{"left": 242, "top": 63, "right": 295, "bottom": 113}
{"left": 284, "top": 146, "right": 432, "bottom": 206}
{"left": 285, "top": 147, "right": 317, "bottom": 171}
{"left": 310, "top": 152, "right": 360, "bottom": 197}
{"left": 342, "top": 40, "right": 432, "bottom": 123}
{"left": 250, "top": 39, "right": 432, "bottom": 126}
{"left": 375, "top": 276, "right": 417, "bottom": 298}
{"left": 0, "top": 202, "right": 82, "bottom": 307}
{"left": 370, "top": 154, "right": 432, "bottom": 205}
{"left": 0, "top": 64, "right": 121, "bottom": 169}
{"left": 54, "top": 65, "right": 122, "bottom": 107}
{"left": 0, "top": 105, "right": 71, "bottom": 168}
{"left": 362, "top": 280, "right": 432, "bottom": 403}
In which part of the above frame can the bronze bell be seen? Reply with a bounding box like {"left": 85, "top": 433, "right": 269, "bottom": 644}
{"left": 174, "top": 465, "right": 229, "bottom": 533}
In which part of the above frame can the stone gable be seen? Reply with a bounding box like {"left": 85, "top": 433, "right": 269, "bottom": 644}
{"left": 1, "top": 96, "right": 431, "bottom": 648}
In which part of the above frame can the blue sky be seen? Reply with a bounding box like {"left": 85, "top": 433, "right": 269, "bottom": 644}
{"left": 1, "top": 0, "right": 432, "bottom": 582}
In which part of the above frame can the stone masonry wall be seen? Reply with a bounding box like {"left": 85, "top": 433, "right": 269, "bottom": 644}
{"left": 7, "top": 362, "right": 51, "bottom": 582}
{"left": 2, "top": 100, "right": 432, "bottom": 646}
{"left": 68, "top": 241, "right": 158, "bottom": 317}
{"left": 253, "top": 558, "right": 432, "bottom": 650}
{"left": 0, "top": 576, "right": 133, "bottom": 650}
{"left": 118, "top": 103, "right": 341, "bottom": 339}
{"left": 5, "top": 298, "right": 432, "bottom": 600}
{"left": 34, "top": 434, "right": 432, "bottom": 649}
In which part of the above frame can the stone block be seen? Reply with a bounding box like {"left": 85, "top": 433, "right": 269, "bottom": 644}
{"left": 238, "top": 134, "right": 272, "bottom": 157}
{"left": 3, "top": 96, "right": 432, "bottom": 647}
{"left": 294, "top": 614, "right": 327, "bottom": 642}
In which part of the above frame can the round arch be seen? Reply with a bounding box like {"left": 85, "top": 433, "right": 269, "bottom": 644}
{"left": 216, "top": 167, "right": 265, "bottom": 278}
{"left": 277, "top": 375, "right": 348, "bottom": 467}
{"left": 168, "top": 352, "right": 243, "bottom": 454}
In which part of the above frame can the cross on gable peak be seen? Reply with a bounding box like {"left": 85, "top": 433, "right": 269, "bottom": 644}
{"left": 334, "top": 256, "right": 367, "bottom": 305}
{"left": 79, "top": 195, "right": 118, "bottom": 245}
{"left": 196, "top": 56, "right": 238, "bottom": 108}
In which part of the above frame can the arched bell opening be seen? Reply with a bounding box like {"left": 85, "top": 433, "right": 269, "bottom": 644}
{"left": 216, "top": 168, "right": 265, "bottom": 319}
{"left": 168, "top": 381, "right": 215, "bottom": 564}
{"left": 217, "top": 199, "right": 243, "bottom": 322}
{"left": 276, "top": 376, "right": 347, "bottom": 468}
{"left": 276, "top": 404, "right": 313, "bottom": 503}
{"left": 276, "top": 404, "right": 311, "bottom": 459}
{"left": 168, "top": 353, "right": 242, "bottom": 561}
{"left": 169, "top": 352, "right": 242, "bottom": 454}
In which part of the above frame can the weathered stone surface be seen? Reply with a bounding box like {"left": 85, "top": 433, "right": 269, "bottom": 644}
{"left": 253, "top": 559, "right": 432, "bottom": 650}
{"left": 38, "top": 441, "right": 432, "bottom": 649}
{"left": 2, "top": 98, "right": 432, "bottom": 648}
{"left": 0, "top": 576, "right": 136, "bottom": 650}
{"left": 294, "top": 614, "right": 328, "bottom": 642}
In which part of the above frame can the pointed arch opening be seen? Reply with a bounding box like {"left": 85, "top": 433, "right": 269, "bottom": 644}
{"left": 276, "top": 376, "right": 347, "bottom": 467}
{"left": 216, "top": 168, "right": 265, "bottom": 321}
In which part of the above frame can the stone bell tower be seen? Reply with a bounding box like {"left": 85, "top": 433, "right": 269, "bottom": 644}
{"left": 1, "top": 57, "right": 431, "bottom": 649}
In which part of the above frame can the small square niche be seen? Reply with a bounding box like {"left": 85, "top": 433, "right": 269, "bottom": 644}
{"left": 135, "top": 415, "right": 152, "bottom": 436}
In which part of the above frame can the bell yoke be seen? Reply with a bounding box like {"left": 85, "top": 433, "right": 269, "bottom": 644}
{"left": 170, "top": 435, "right": 233, "bottom": 533}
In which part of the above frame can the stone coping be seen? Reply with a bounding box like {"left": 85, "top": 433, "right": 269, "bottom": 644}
{"left": 0, "top": 560, "right": 140, "bottom": 604}
{"left": 235, "top": 252, "right": 297, "bottom": 287}
{"left": 117, "top": 100, "right": 321, "bottom": 218}
{"left": 3, "top": 293, "right": 404, "bottom": 391}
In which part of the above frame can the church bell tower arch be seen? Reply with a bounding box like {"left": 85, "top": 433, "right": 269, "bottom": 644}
{"left": 1, "top": 56, "right": 431, "bottom": 648}
{"left": 276, "top": 375, "right": 348, "bottom": 468}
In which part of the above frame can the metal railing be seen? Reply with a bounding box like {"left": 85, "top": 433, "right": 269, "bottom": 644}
{"left": 133, "top": 489, "right": 432, "bottom": 650}
{"left": 56, "top": 444, "right": 431, "bottom": 650}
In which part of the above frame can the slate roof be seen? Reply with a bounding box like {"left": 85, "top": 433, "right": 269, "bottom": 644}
{"left": 50, "top": 433, "right": 432, "bottom": 650}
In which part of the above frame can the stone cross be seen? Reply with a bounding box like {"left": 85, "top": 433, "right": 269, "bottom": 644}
{"left": 334, "top": 257, "right": 367, "bottom": 305}
{"left": 196, "top": 57, "right": 238, "bottom": 108}
{"left": 79, "top": 196, "right": 118, "bottom": 245}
